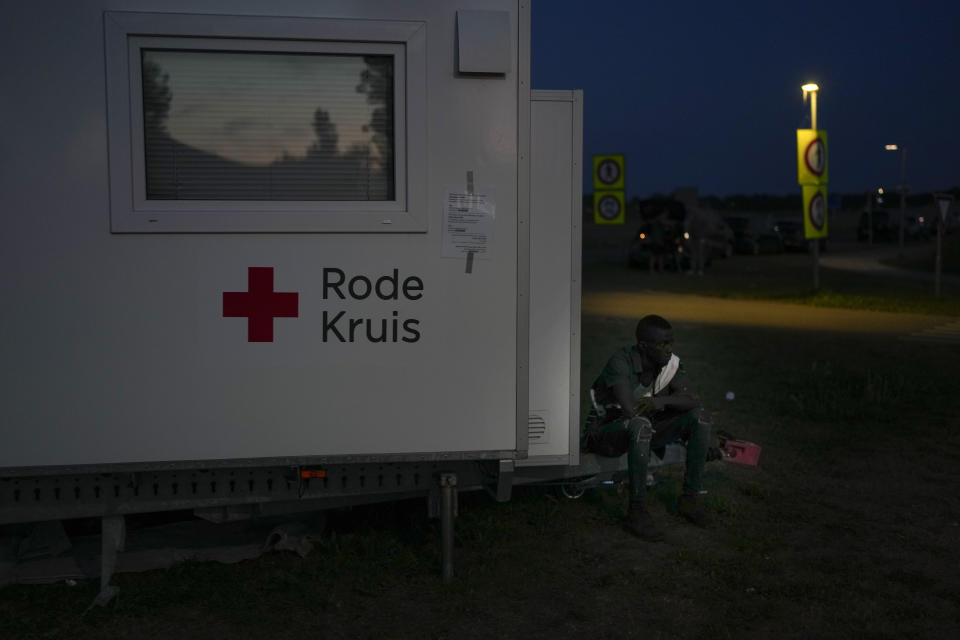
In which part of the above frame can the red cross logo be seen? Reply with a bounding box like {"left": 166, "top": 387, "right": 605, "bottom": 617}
{"left": 222, "top": 267, "right": 299, "bottom": 342}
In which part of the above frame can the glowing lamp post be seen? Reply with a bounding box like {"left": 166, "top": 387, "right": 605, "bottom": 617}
{"left": 799, "top": 83, "right": 825, "bottom": 290}
{"left": 884, "top": 143, "right": 908, "bottom": 257}
{"left": 802, "top": 84, "right": 819, "bottom": 128}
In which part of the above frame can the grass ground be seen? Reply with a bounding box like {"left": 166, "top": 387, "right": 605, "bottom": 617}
{"left": 597, "top": 243, "right": 960, "bottom": 316}
{"left": 3, "top": 258, "right": 960, "bottom": 639}
{"left": 882, "top": 233, "right": 960, "bottom": 275}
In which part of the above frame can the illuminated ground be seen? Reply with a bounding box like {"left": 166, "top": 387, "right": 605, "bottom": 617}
{"left": 583, "top": 290, "right": 955, "bottom": 336}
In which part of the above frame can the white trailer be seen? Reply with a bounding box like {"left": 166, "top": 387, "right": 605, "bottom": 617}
{"left": 1, "top": 0, "right": 612, "bottom": 588}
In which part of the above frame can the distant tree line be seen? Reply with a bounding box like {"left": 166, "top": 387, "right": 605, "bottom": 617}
{"left": 583, "top": 188, "right": 960, "bottom": 219}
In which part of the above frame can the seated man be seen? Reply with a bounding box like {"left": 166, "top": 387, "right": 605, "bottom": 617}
{"left": 582, "top": 314, "right": 712, "bottom": 540}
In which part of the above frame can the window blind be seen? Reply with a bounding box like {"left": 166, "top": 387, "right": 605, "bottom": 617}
{"left": 142, "top": 49, "right": 395, "bottom": 202}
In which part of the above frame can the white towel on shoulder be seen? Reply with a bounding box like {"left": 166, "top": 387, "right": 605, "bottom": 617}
{"left": 646, "top": 354, "right": 680, "bottom": 397}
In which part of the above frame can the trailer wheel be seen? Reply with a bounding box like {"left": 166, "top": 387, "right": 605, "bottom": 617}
{"left": 559, "top": 483, "right": 586, "bottom": 499}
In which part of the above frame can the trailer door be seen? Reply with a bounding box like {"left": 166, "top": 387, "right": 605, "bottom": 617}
{"left": 523, "top": 90, "right": 583, "bottom": 468}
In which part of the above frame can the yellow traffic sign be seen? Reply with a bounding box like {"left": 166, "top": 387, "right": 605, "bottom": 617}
{"left": 593, "top": 155, "right": 625, "bottom": 190}
{"left": 802, "top": 185, "right": 828, "bottom": 239}
{"left": 594, "top": 190, "right": 625, "bottom": 225}
{"left": 797, "top": 129, "right": 828, "bottom": 185}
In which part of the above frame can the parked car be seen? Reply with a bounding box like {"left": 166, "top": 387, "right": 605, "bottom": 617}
{"left": 775, "top": 219, "right": 827, "bottom": 252}
{"left": 628, "top": 198, "right": 733, "bottom": 271}
{"left": 946, "top": 210, "right": 960, "bottom": 235}
{"left": 858, "top": 210, "right": 930, "bottom": 242}
{"left": 628, "top": 218, "right": 712, "bottom": 272}
{"left": 857, "top": 210, "right": 895, "bottom": 242}
{"left": 723, "top": 215, "right": 783, "bottom": 254}
{"left": 700, "top": 212, "right": 736, "bottom": 259}
{"left": 904, "top": 215, "right": 931, "bottom": 240}
{"left": 666, "top": 206, "right": 735, "bottom": 259}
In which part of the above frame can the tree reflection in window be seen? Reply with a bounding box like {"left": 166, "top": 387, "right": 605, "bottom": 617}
{"left": 141, "top": 50, "right": 394, "bottom": 201}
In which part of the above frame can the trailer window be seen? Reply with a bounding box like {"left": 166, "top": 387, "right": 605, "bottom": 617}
{"left": 105, "top": 12, "right": 427, "bottom": 232}
{"left": 141, "top": 50, "right": 395, "bottom": 202}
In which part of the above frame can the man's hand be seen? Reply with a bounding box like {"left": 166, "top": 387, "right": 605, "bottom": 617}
{"left": 631, "top": 397, "right": 658, "bottom": 416}
{"left": 647, "top": 393, "right": 700, "bottom": 415}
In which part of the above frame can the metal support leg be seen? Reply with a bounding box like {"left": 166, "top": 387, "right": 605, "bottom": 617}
{"left": 86, "top": 515, "right": 125, "bottom": 611}
{"left": 101, "top": 515, "right": 126, "bottom": 591}
{"left": 439, "top": 473, "right": 457, "bottom": 583}
{"left": 484, "top": 459, "right": 514, "bottom": 503}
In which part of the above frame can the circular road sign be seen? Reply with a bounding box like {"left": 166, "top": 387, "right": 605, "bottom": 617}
{"left": 804, "top": 138, "right": 826, "bottom": 176}
{"left": 596, "top": 159, "right": 621, "bottom": 186}
{"left": 808, "top": 191, "right": 826, "bottom": 230}
{"left": 597, "top": 193, "right": 622, "bottom": 221}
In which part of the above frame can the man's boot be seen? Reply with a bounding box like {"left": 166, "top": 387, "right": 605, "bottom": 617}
{"left": 623, "top": 505, "right": 664, "bottom": 541}
{"left": 677, "top": 493, "right": 711, "bottom": 527}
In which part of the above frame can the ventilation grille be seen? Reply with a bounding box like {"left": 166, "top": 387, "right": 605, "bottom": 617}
{"left": 528, "top": 412, "right": 549, "bottom": 444}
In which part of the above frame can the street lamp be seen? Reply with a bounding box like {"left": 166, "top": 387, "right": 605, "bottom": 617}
{"left": 802, "top": 84, "right": 819, "bottom": 129}
{"left": 885, "top": 143, "right": 907, "bottom": 256}
{"left": 801, "top": 82, "right": 821, "bottom": 289}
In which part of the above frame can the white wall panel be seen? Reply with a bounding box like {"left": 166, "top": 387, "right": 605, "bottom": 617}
{"left": 524, "top": 91, "right": 583, "bottom": 465}
{"left": 0, "top": 0, "right": 527, "bottom": 468}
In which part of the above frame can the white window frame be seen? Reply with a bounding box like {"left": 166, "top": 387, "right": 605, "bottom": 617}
{"left": 104, "top": 11, "right": 427, "bottom": 233}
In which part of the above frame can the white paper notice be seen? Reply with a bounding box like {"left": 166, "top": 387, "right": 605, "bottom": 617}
{"left": 442, "top": 191, "right": 495, "bottom": 259}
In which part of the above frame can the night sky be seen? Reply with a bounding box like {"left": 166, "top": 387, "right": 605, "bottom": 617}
{"left": 531, "top": 0, "right": 960, "bottom": 198}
